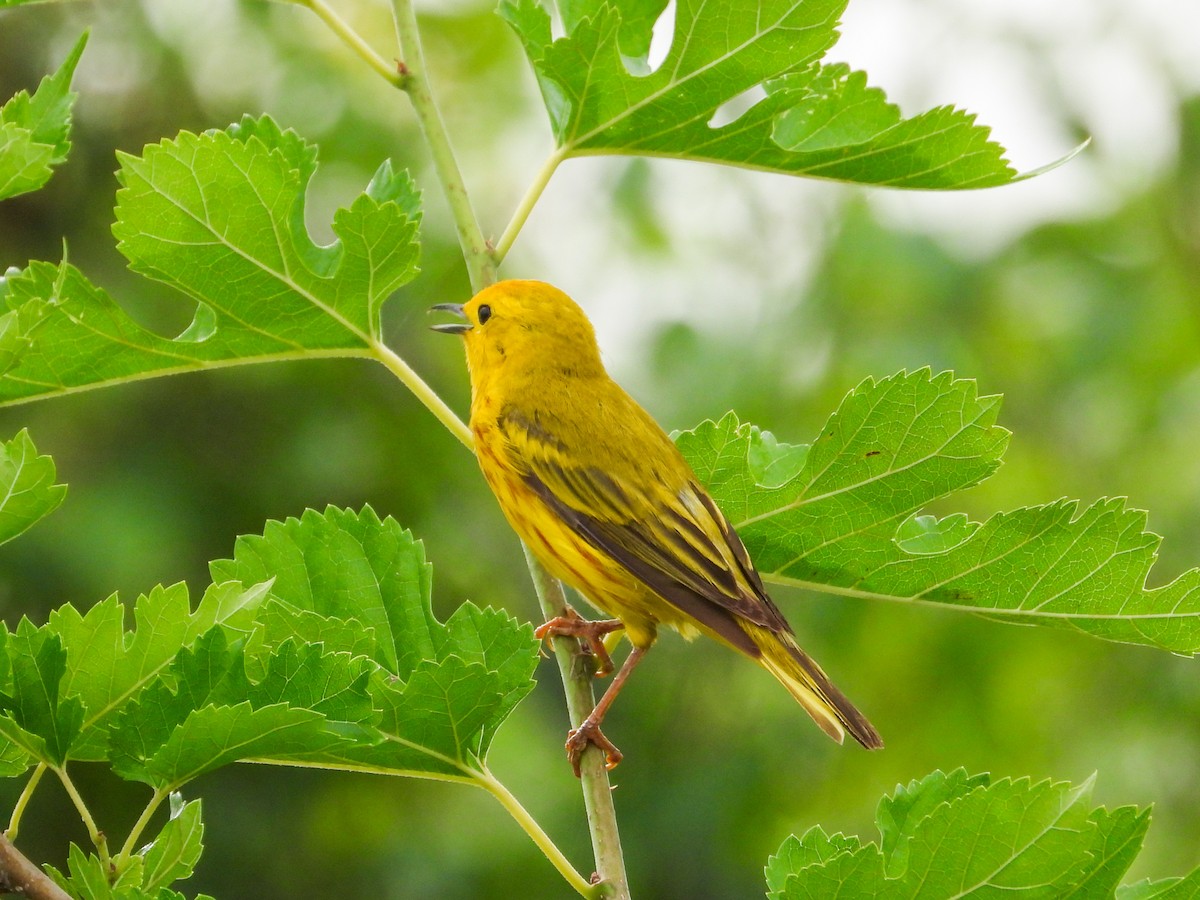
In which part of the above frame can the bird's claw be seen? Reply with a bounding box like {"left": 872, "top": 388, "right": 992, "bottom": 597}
{"left": 566, "top": 719, "right": 623, "bottom": 777}
{"left": 535, "top": 610, "right": 624, "bottom": 677}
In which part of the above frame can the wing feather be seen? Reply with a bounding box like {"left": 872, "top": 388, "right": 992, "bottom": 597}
{"left": 498, "top": 404, "right": 790, "bottom": 643}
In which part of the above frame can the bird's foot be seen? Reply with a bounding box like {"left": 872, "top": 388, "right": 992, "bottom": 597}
{"left": 566, "top": 718, "right": 623, "bottom": 777}
{"left": 535, "top": 609, "right": 624, "bottom": 677}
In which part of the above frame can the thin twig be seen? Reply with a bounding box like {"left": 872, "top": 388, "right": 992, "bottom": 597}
{"left": 391, "top": 0, "right": 496, "bottom": 293}
{"left": 0, "top": 834, "right": 71, "bottom": 900}
{"left": 291, "top": 0, "right": 404, "bottom": 86}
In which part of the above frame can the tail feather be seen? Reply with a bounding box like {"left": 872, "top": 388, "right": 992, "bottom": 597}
{"left": 749, "top": 626, "right": 883, "bottom": 750}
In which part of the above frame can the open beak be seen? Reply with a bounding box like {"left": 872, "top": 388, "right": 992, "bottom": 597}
{"left": 429, "top": 303, "right": 471, "bottom": 334}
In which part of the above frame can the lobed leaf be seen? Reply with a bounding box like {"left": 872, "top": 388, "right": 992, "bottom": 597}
{"left": 0, "top": 620, "right": 83, "bottom": 764}
{"left": 210, "top": 506, "right": 539, "bottom": 776}
{"left": 677, "top": 369, "right": 1200, "bottom": 654}
{"left": 767, "top": 770, "right": 1170, "bottom": 898}
{"left": 0, "top": 506, "right": 535, "bottom": 788}
{"left": 50, "top": 581, "right": 269, "bottom": 763}
{"left": 107, "top": 628, "right": 368, "bottom": 788}
{"left": 0, "top": 429, "right": 66, "bottom": 545}
{"left": 503, "top": 0, "right": 1040, "bottom": 187}
{"left": 0, "top": 31, "right": 86, "bottom": 200}
{"left": 0, "top": 115, "right": 421, "bottom": 405}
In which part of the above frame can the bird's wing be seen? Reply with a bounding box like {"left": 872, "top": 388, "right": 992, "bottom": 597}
{"left": 498, "top": 405, "right": 790, "bottom": 643}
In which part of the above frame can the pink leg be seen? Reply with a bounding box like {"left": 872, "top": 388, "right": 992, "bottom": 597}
{"left": 566, "top": 645, "right": 648, "bottom": 777}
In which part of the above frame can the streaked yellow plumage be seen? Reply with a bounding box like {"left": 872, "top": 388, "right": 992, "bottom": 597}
{"left": 434, "top": 280, "right": 881, "bottom": 771}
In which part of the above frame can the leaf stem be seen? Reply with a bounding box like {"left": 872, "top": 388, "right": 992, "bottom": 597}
{"left": 115, "top": 789, "right": 169, "bottom": 870}
{"left": 476, "top": 764, "right": 600, "bottom": 898}
{"left": 6, "top": 763, "right": 46, "bottom": 840}
{"left": 54, "top": 766, "right": 109, "bottom": 870}
{"left": 492, "top": 149, "right": 566, "bottom": 264}
{"left": 391, "top": 0, "right": 496, "bottom": 293}
{"left": 291, "top": 0, "right": 404, "bottom": 87}
{"left": 522, "top": 544, "right": 630, "bottom": 900}
{"left": 370, "top": 339, "right": 472, "bottom": 447}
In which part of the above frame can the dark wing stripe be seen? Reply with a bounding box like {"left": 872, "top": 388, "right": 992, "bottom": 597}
{"left": 695, "top": 488, "right": 788, "bottom": 631}
{"left": 522, "top": 471, "right": 761, "bottom": 658}
{"left": 661, "top": 526, "right": 740, "bottom": 597}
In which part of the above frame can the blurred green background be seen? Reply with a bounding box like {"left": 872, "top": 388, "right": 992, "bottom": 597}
{"left": 2, "top": 0, "right": 1199, "bottom": 897}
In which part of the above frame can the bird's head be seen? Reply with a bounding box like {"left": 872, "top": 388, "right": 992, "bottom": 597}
{"left": 431, "top": 280, "right": 605, "bottom": 381}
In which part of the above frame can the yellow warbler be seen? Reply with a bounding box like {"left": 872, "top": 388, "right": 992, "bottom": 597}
{"left": 433, "top": 280, "right": 881, "bottom": 774}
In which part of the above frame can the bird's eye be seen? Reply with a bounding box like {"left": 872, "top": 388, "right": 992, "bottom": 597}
{"left": 477, "top": 304, "right": 492, "bottom": 325}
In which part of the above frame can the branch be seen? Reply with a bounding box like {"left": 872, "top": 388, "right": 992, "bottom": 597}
{"left": 115, "top": 788, "right": 169, "bottom": 870}
{"left": 0, "top": 834, "right": 71, "bottom": 900}
{"left": 387, "top": 3, "right": 632, "bottom": 891}
{"left": 304, "top": 2, "right": 630, "bottom": 893}
{"left": 522, "top": 545, "right": 630, "bottom": 900}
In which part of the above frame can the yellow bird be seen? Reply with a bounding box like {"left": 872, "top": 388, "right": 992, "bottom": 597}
{"left": 433, "top": 280, "right": 881, "bottom": 775}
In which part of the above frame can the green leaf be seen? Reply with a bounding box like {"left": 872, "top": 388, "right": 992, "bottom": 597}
{"left": 108, "top": 628, "right": 365, "bottom": 788}
{"left": 50, "top": 581, "right": 270, "bottom": 761}
{"left": 211, "top": 506, "right": 539, "bottom": 776}
{"left": 503, "top": 0, "right": 1033, "bottom": 187}
{"left": 1067, "top": 806, "right": 1156, "bottom": 899}
{"left": 367, "top": 656, "right": 515, "bottom": 775}
{"left": 765, "top": 827, "right": 862, "bottom": 897}
{"left": 768, "top": 771, "right": 1171, "bottom": 898}
{"left": 107, "top": 628, "right": 252, "bottom": 782}
{"left": 0, "top": 429, "right": 66, "bottom": 545}
{"left": 0, "top": 31, "right": 86, "bottom": 200}
{"left": 141, "top": 797, "right": 204, "bottom": 891}
{"left": 48, "top": 840, "right": 213, "bottom": 900}
{"left": 876, "top": 768, "right": 990, "bottom": 872}
{"left": 246, "top": 639, "right": 374, "bottom": 725}
{"left": 52, "top": 844, "right": 111, "bottom": 900}
{"left": 0, "top": 620, "right": 83, "bottom": 764}
{"left": 210, "top": 506, "right": 433, "bottom": 674}
{"left": 136, "top": 701, "right": 350, "bottom": 789}
{"left": 0, "top": 116, "right": 421, "bottom": 405}
{"left": 677, "top": 369, "right": 1200, "bottom": 654}
{"left": 248, "top": 599, "right": 380, "bottom": 669}
{"left": 0, "top": 740, "right": 30, "bottom": 777}
{"left": 112, "top": 115, "right": 420, "bottom": 344}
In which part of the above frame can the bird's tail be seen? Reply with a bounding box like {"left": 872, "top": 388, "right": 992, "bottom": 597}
{"left": 745, "top": 623, "right": 883, "bottom": 750}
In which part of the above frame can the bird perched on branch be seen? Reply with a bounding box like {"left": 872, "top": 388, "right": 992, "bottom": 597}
{"left": 433, "top": 280, "right": 881, "bottom": 775}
